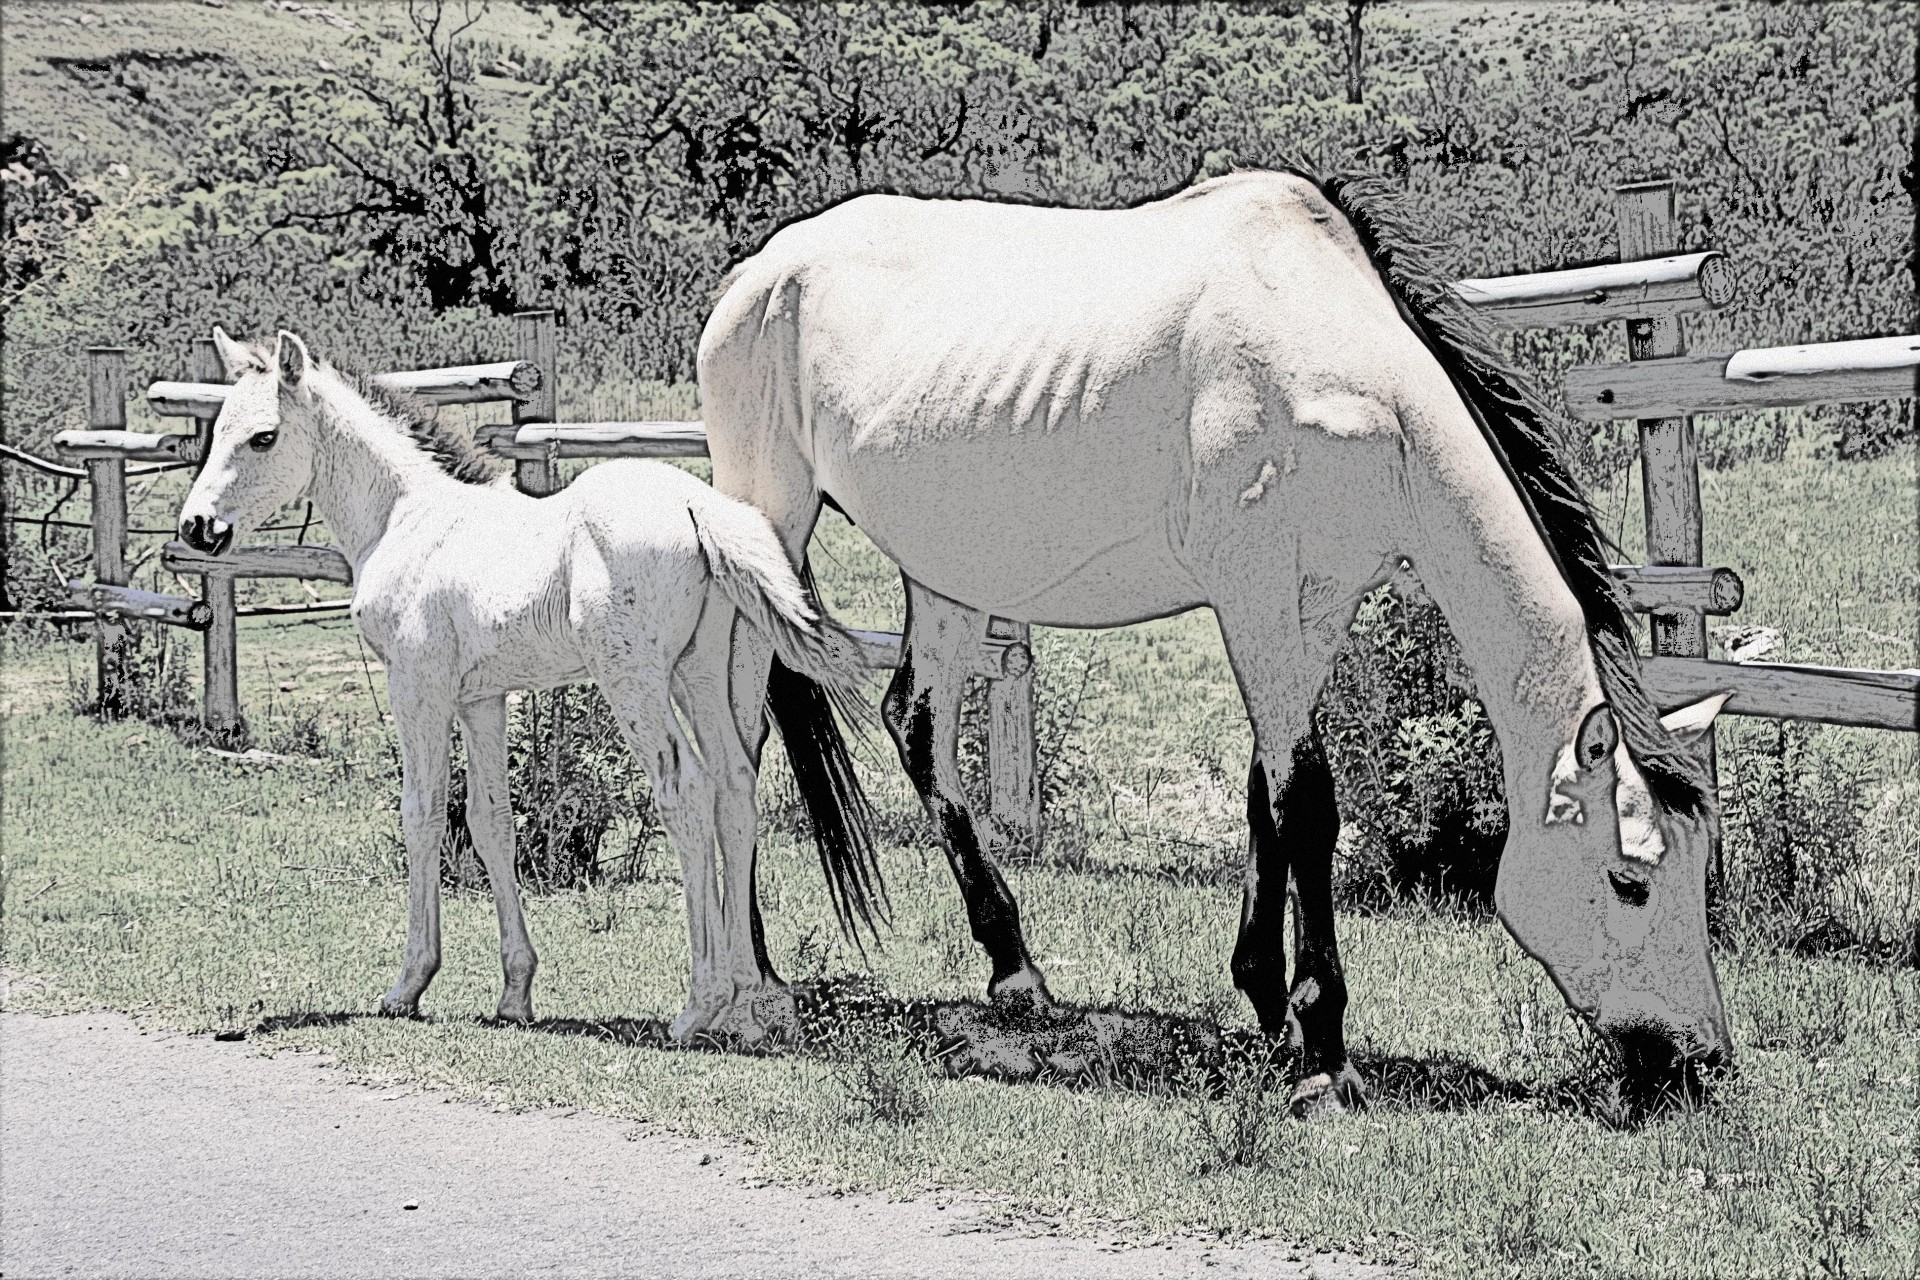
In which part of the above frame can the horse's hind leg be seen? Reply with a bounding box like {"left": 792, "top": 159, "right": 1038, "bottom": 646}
{"left": 884, "top": 577, "right": 1052, "bottom": 1013}
{"left": 457, "top": 694, "right": 539, "bottom": 1023}
{"left": 593, "top": 652, "right": 730, "bottom": 1042}
{"left": 675, "top": 594, "right": 797, "bottom": 1046}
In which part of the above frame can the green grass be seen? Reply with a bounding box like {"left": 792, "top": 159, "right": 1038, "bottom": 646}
{"left": 6, "top": 436, "right": 1919, "bottom": 1277}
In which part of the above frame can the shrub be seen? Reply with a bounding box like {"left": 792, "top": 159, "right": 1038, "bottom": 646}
{"left": 815, "top": 1015, "right": 934, "bottom": 1124}
{"left": 1179, "top": 1038, "right": 1286, "bottom": 1173}
{"left": 1716, "top": 718, "right": 1903, "bottom": 960}
{"left": 1317, "top": 579, "right": 1508, "bottom": 911}
{"left": 442, "top": 684, "right": 660, "bottom": 893}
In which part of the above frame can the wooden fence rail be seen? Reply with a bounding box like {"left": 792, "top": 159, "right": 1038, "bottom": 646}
{"left": 40, "top": 187, "right": 1917, "bottom": 862}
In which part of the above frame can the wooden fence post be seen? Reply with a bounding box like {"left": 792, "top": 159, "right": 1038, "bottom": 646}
{"left": 513, "top": 310, "right": 558, "bottom": 497}
{"left": 85, "top": 347, "right": 131, "bottom": 714}
{"left": 186, "top": 338, "right": 241, "bottom": 737}
{"left": 1616, "top": 179, "right": 1722, "bottom": 915}
{"left": 985, "top": 617, "right": 1042, "bottom": 856}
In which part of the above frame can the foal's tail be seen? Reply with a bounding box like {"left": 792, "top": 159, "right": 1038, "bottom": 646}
{"left": 686, "top": 501, "right": 888, "bottom": 943}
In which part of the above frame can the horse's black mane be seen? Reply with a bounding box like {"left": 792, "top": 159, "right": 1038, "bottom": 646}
{"left": 1291, "top": 164, "right": 1711, "bottom": 816}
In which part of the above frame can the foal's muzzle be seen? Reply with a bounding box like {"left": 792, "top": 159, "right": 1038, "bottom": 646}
{"left": 178, "top": 515, "right": 234, "bottom": 556}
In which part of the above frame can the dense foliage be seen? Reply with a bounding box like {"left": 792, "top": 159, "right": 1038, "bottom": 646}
{"left": 4, "top": 0, "right": 1912, "bottom": 916}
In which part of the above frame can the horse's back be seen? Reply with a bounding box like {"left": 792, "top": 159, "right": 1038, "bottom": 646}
{"left": 700, "top": 172, "right": 1426, "bottom": 625}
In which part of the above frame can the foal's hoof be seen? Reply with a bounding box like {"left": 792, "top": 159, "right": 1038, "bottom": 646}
{"left": 1289, "top": 1065, "right": 1367, "bottom": 1119}
{"left": 670, "top": 988, "right": 733, "bottom": 1044}
{"left": 988, "top": 966, "right": 1059, "bottom": 1022}
{"left": 494, "top": 997, "right": 535, "bottom": 1025}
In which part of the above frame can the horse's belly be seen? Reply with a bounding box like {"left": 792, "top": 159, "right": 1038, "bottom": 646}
{"left": 821, "top": 434, "right": 1203, "bottom": 628}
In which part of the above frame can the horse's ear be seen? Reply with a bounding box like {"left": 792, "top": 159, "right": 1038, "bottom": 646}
{"left": 1574, "top": 702, "right": 1619, "bottom": 773}
{"left": 212, "top": 327, "right": 260, "bottom": 377}
{"left": 1659, "top": 692, "right": 1731, "bottom": 748}
{"left": 274, "top": 330, "right": 312, "bottom": 393}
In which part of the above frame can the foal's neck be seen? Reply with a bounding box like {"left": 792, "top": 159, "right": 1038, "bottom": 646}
{"left": 302, "top": 368, "right": 464, "bottom": 567}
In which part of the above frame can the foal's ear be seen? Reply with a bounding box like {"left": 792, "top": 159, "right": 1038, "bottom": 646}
{"left": 274, "top": 330, "right": 312, "bottom": 394}
{"left": 211, "top": 326, "right": 262, "bottom": 377}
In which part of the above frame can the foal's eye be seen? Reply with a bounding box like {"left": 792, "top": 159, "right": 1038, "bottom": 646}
{"left": 249, "top": 431, "right": 278, "bottom": 452}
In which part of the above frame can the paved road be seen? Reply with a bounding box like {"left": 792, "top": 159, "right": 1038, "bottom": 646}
{"left": 1, "top": 1012, "right": 1389, "bottom": 1279}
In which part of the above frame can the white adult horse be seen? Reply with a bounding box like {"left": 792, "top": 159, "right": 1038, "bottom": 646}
{"left": 176, "top": 330, "right": 882, "bottom": 1039}
{"left": 698, "top": 169, "right": 1734, "bottom": 1109}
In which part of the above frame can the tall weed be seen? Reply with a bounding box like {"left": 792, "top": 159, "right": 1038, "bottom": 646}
{"left": 442, "top": 684, "right": 659, "bottom": 892}
{"left": 1318, "top": 579, "right": 1507, "bottom": 912}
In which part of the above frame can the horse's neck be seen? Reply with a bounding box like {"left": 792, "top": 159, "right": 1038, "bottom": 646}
{"left": 304, "top": 371, "right": 456, "bottom": 566}
{"left": 1394, "top": 396, "right": 1600, "bottom": 783}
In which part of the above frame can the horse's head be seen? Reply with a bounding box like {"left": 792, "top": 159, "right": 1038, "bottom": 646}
{"left": 177, "top": 328, "right": 320, "bottom": 555}
{"left": 1501, "top": 693, "right": 1734, "bottom": 1096}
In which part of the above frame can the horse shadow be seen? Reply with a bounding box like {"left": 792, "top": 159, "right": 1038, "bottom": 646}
{"left": 252, "top": 981, "right": 1674, "bottom": 1124}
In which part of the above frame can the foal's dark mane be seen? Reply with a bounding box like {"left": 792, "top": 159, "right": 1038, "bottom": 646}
{"left": 301, "top": 348, "right": 502, "bottom": 486}
{"left": 1296, "top": 166, "right": 1710, "bottom": 815}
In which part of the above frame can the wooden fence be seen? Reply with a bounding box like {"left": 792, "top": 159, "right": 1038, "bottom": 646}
{"left": 39, "top": 177, "right": 1919, "bottom": 856}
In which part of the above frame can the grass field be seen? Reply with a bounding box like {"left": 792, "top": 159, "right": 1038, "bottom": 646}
{"left": 5, "top": 429, "right": 1916, "bottom": 1278}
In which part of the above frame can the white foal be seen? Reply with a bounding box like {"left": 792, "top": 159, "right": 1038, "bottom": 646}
{"left": 177, "top": 329, "right": 879, "bottom": 1041}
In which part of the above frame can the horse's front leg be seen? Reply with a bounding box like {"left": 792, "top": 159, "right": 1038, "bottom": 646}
{"left": 458, "top": 694, "right": 538, "bottom": 1022}
{"left": 1215, "top": 579, "right": 1362, "bottom": 1117}
{"left": 1247, "top": 734, "right": 1361, "bottom": 1117}
{"left": 379, "top": 672, "right": 456, "bottom": 1018}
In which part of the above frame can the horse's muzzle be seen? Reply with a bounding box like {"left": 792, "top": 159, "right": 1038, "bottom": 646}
{"left": 179, "top": 515, "right": 234, "bottom": 556}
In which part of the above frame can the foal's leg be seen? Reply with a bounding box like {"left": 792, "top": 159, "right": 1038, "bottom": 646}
{"left": 885, "top": 577, "right": 1051, "bottom": 1013}
{"left": 598, "top": 658, "right": 728, "bottom": 1043}
{"left": 379, "top": 673, "right": 455, "bottom": 1018}
{"left": 457, "top": 694, "right": 539, "bottom": 1022}
{"left": 677, "top": 596, "right": 797, "bottom": 1045}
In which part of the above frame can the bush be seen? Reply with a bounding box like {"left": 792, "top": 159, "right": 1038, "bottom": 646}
{"left": 1179, "top": 1038, "right": 1287, "bottom": 1173}
{"left": 442, "top": 684, "right": 660, "bottom": 893}
{"left": 1318, "top": 579, "right": 1508, "bottom": 911}
{"left": 815, "top": 1015, "right": 935, "bottom": 1125}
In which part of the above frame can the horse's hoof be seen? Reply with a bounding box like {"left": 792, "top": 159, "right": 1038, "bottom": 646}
{"left": 495, "top": 999, "right": 534, "bottom": 1025}
{"left": 988, "top": 966, "right": 1058, "bottom": 1021}
{"left": 1289, "top": 1065, "right": 1367, "bottom": 1119}
{"left": 378, "top": 993, "right": 419, "bottom": 1019}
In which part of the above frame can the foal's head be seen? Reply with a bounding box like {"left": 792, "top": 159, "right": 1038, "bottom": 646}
{"left": 176, "top": 328, "right": 324, "bottom": 556}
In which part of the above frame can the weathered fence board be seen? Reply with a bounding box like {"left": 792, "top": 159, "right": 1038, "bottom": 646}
{"left": 147, "top": 360, "right": 543, "bottom": 417}
{"left": 66, "top": 580, "right": 212, "bottom": 630}
{"left": 1564, "top": 337, "right": 1920, "bottom": 422}
{"left": 52, "top": 429, "right": 203, "bottom": 464}
{"left": 161, "top": 541, "right": 354, "bottom": 585}
{"left": 846, "top": 627, "right": 1028, "bottom": 677}
{"left": 1608, "top": 564, "right": 1745, "bottom": 616}
{"left": 476, "top": 421, "right": 712, "bottom": 460}
{"left": 1452, "top": 250, "right": 1736, "bottom": 328}
{"left": 1641, "top": 657, "right": 1919, "bottom": 733}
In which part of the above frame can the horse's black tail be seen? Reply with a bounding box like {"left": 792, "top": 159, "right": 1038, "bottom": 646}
{"left": 765, "top": 655, "right": 889, "bottom": 945}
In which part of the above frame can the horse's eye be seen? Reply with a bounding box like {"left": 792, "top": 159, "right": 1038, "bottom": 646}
{"left": 249, "top": 431, "right": 278, "bottom": 452}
